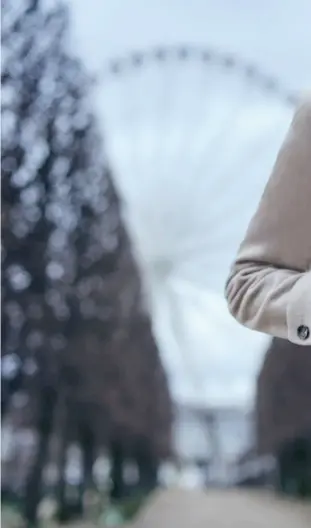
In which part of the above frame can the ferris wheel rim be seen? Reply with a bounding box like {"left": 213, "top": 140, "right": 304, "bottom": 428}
{"left": 96, "top": 43, "right": 297, "bottom": 295}
{"left": 99, "top": 44, "right": 298, "bottom": 107}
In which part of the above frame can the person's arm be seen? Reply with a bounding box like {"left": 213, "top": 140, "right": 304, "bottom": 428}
{"left": 225, "top": 95, "right": 311, "bottom": 345}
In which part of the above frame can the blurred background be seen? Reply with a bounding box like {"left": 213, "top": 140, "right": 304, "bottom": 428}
{"left": 1, "top": 0, "right": 311, "bottom": 526}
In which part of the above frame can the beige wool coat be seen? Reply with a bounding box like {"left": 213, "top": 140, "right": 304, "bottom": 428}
{"left": 225, "top": 93, "right": 311, "bottom": 345}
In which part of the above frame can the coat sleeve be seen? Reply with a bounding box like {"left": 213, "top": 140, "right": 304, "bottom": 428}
{"left": 225, "top": 95, "right": 311, "bottom": 345}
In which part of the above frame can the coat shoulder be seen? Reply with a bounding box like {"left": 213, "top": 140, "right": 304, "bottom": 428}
{"left": 296, "top": 91, "right": 311, "bottom": 119}
{"left": 290, "top": 91, "right": 311, "bottom": 136}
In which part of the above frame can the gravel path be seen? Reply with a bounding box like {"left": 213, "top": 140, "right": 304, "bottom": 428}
{"left": 133, "top": 488, "right": 311, "bottom": 528}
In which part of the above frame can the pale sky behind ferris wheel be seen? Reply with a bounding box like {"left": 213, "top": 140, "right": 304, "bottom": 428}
{"left": 66, "top": 0, "right": 311, "bottom": 409}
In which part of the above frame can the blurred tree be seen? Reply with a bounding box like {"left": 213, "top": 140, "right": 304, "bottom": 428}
{"left": 1, "top": 0, "right": 122, "bottom": 521}
{"left": 1, "top": 0, "right": 173, "bottom": 524}
{"left": 103, "top": 231, "right": 173, "bottom": 498}
{"left": 256, "top": 338, "right": 311, "bottom": 497}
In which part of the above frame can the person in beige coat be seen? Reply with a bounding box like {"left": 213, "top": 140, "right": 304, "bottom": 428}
{"left": 225, "top": 93, "right": 311, "bottom": 346}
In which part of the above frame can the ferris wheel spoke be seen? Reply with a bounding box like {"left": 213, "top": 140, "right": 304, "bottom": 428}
{"left": 190, "top": 85, "right": 260, "bottom": 167}
{"left": 165, "top": 104, "right": 268, "bottom": 237}
{"left": 173, "top": 115, "right": 291, "bottom": 240}
{"left": 171, "top": 294, "right": 239, "bottom": 380}
{"left": 163, "top": 63, "right": 220, "bottom": 188}
{"left": 210, "top": 107, "right": 291, "bottom": 194}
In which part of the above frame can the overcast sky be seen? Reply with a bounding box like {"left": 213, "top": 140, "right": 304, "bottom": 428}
{"left": 67, "top": 0, "right": 311, "bottom": 409}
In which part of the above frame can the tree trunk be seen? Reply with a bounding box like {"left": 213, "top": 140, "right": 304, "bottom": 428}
{"left": 136, "top": 440, "right": 158, "bottom": 494}
{"left": 55, "top": 404, "right": 70, "bottom": 523}
{"left": 24, "top": 384, "right": 57, "bottom": 527}
{"left": 77, "top": 423, "right": 96, "bottom": 516}
{"left": 81, "top": 426, "right": 95, "bottom": 489}
{"left": 276, "top": 437, "right": 311, "bottom": 498}
{"left": 110, "top": 440, "right": 125, "bottom": 500}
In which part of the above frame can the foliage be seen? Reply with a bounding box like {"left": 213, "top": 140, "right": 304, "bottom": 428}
{"left": 1, "top": 1, "right": 172, "bottom": 525}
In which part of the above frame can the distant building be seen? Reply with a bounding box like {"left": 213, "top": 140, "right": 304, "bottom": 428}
{"left": 172, "top": 403, "right": 254, "bottom": 485}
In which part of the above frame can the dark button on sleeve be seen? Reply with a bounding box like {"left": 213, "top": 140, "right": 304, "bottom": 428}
{"left": 297, "top": 325, "right": 310, "bottom": 341}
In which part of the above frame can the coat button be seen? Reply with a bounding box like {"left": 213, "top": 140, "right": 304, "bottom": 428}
{"left": 297, "top": 325, "right": 310, "bottom": 341}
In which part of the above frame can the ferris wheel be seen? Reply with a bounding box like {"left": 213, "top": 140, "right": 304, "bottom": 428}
{"left": 93, "top": 46, "right": 297, "bottom": 405}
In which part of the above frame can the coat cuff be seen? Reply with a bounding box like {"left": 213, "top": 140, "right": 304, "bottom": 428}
{"left": 287, "top": 271, "right": 311, "bottom": 345}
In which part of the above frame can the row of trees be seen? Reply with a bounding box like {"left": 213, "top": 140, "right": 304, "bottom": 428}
{"left": 1, "top": 1, "right": 173, "bottom": 525}
{"left": 256, "top": 338, "right": 311, "bottom": 498}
